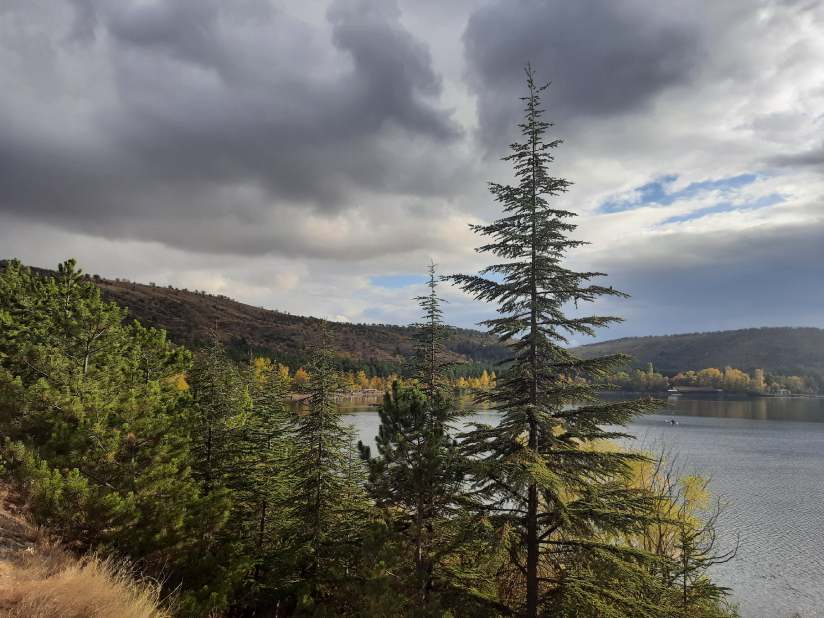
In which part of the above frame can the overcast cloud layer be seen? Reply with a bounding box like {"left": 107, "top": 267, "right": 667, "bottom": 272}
{"left": 1, "top": 0, "right": 823, "bottom": 341}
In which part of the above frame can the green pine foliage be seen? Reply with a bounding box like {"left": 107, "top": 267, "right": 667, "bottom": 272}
{"left": 229, "top": 355, "right": 298, "bottom": 610}
{"left": 360, "top": 265, "right": 501, "bottom": 616}
{"left": 287, "top": 322, "right": 371, "bottom": 616}
{"left": 410, "top": 262, "right": 458, "bottom": 398}
{"left": 187, "top": 332, "right": 252, "bottom": 496}
{"left": 451, "top": 67, "right": 681, "bottom": 617}
{"left": 237, "top": 356, "right": 297, "bottom": 607}
{"left": 0, "top": 259, "right": 207, "bottom": 568}
{"left": 175, "top": 333, "right": 254, "bottom": 613}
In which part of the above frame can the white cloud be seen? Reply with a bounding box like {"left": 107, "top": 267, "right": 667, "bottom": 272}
{"left": 1, "top": 0, "right": 823, "bottom": 337}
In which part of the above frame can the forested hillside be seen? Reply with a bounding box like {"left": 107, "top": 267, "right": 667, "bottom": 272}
{"left": 571, "top": 327, "right": 824, "bottom": 375}
{"left": 0, "top": 260, "right": 508, "bottom": 377}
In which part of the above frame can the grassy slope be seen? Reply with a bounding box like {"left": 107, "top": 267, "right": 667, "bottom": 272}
{"left": 0, "top": 484, "right": 170, "bottom": 618}
{"left": 570, "top": 327, "right": 824, "bottom": 375}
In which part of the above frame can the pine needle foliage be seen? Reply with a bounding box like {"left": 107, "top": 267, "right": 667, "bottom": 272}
{"left": 187, "top": 331, "right": 251, "bottom": 497}
{"left": 410, "top": 262, "right": 457, "bottom": 399}
{"left": 0, "top": 259, "right": 201, "bottom": 560}
{"left": 228, "top": 356, "right": 297, "bottom": 610}
{"left": 451, "top": 66, "right": 663, "bottom": 617}
{"left": 361, "top": 265, "right": 483, "bottom": 615}
{"left": 287, "top": 322, "right": 370, "bottom": 615}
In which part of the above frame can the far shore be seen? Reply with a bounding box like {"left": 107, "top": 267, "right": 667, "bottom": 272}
{"left": 284, "top": 389, "right": 824, "bottom": 402}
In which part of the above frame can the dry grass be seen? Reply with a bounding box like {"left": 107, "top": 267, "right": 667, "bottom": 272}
{"left": 0, "top": 483, "right": 172, "bottom": 618}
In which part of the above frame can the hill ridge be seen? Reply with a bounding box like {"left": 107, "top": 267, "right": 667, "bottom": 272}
{"left": 0, "top": 260, "right": 509, "bottom": 372}
{"left": 5, "top": 260, "right": 822, "bottom": 377}
{"left": 570, "top": 326, "right": 824, "bottom": 375}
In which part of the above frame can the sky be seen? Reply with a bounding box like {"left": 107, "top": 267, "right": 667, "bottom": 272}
{"left": 2, "top": 0, "right": 823, "bottom": 344}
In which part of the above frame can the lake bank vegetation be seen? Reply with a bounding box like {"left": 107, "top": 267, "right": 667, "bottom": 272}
{"left": 0, "top": 70, "right": 741, "bottom": 617}
{"left": 603, "top": 364, "right": 821, "bottom": 395}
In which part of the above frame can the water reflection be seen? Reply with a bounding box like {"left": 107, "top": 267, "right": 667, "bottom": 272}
{"left": 663, "top": 395, "right": 824, "bottom": 423}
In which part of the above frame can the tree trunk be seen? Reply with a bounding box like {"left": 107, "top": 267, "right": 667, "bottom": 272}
{"left": 526, "top": 483, "right": 540, "bottom": 617}
{"left": 526, "top": 80, "right": 541, "bottom": 618}
{"left": 416, "top": 494, "right": 426, "bottom": 605}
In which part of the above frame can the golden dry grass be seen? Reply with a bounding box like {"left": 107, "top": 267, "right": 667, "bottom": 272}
{"left": 0, "top": 483, "right": 172, "bottom": 618}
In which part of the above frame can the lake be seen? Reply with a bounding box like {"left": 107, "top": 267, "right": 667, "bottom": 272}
{"left": 301, "top": 393, "right": 824, "bottom": 618}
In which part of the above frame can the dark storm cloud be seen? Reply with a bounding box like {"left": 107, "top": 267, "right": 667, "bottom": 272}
{"left": 770, "top": 146, "right": 824, "bottom": 169}
{"left": 0, "top": 0, "right": 461, "bottom": 251}
{"left": 463, "top": 0, "right": 704, "bottom": 152}
{"left": 581, "top": 207, "right": 824, "bottom": 339}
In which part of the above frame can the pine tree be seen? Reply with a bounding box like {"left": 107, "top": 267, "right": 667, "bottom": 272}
{"left": 287, "top": 322, "right": 370, "bottom": 615}
{"left": 187, "top": 331, "right": 251, "bottom": 496}
{"left": 451, "top": 67, "right": 662, "bottom": 617}
{"left": 230, "top": 356, "right": 296, "bottom": 610}
{"left": 361, "top": 264, "right": 479, "bottom": 614}
{"left": 410, "top": 262, "right": 456, "bottom": 400}
{"left": 0, "top": 259, "right": 216, "bottom": 573}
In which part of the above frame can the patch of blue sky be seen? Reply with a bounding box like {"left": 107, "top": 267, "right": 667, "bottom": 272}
{"left": 370, "top": 274, "right": 428, "bottom": 289}
{"left": 659, "top": 192, "right": 786, "bottom": 225}
{"left": 599, "top": 173, "right": 760, "bottom": 214}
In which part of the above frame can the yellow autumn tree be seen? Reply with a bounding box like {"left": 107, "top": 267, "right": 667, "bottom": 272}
{"left": 580, "top": 442, "right": 736, "bottom": 614}
{"left": 252, "top": 357, "right": 273, "bottom": 383}
{"left": 723, "top": 368, "right": 751, "bottom": 392}
{"left": 479, "top": 370, "right": 491, "bottom": 389}
{"left": 751, "top": 369, "right": 765, "bottom": 392}
{"left": 293, "top": 367, "right": 310, "bottom": 388}
{"left": 696, "top": 368, "right": 723, "bottom": 388}
{"left": 784, "top": 375, "right": 808, "bottom": 393}
{"left": 168, "top": 374, "right": 189, "bottom": 390}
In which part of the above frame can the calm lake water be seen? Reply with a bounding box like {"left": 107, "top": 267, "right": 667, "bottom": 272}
{"left": 303, "top": 394, "right": 824, "bottom": 618}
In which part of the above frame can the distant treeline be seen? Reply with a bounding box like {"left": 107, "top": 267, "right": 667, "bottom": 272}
{"left": 165, "top": 332, "right": 505, "bottom": 381}
{"left": 605, "top": 363, "right": 822, "bottom": 394}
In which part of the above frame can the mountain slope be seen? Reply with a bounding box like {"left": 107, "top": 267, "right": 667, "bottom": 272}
{"left": 570, "top": 327, "right": 824, "bottom": 374}
{"left": 93, "top": 279, "right": 508, "bottom": 365}
{"left": 0, "top": 261, "right": 508, "bottom": 368}
{"left": 6, "top": 261, "right": 821, "bottom": 376}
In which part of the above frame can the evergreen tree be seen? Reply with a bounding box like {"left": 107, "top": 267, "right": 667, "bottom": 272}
{"left": 187, "top": 331, "right": 251, "bottom": 496}
{"left": 451, "top": 67, "right": 662, "bottom": 617}
{"left": 0, "top": 259, "right": 216, "bottom": 572}
{"left": 182, "top": 333, "right": 262, "bottom": 613}
{"left": 410, "top": 262, "right": 456, "bottom": 399}
{"left": 230, "top": 356, "right": 297, "bottom": 611}
{"left": 287, "top": 322, "right": 370, "bottom": 615}
{"left": 361, "top": 265, "right": 486, "bottom": 615}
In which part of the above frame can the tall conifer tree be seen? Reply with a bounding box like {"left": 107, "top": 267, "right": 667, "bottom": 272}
{"left": 288, "top": 322, "right": 369, "bottom": 615}
{"left": 188, "top": 331, "right": 251, "bottom": 496}
{"left": 361, "top": 264, "right": 474, "bottom": 613}
{"left": 410, "top": 262, "right": 455, "bottom": 400}
{"left": 229, "top": 356, "right": 296, "bottom": 611}
{"left": 451, "top": 67, "right": 661, "bottom": 617}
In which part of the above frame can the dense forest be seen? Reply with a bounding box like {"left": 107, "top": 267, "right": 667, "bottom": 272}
{"left": 0, "top": 73, "right": 741, "bottom": 618}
